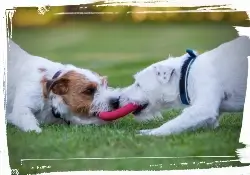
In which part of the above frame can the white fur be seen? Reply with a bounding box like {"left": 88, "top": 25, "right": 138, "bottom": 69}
{"left": 119, "top": 36, "right": 250, "bottom": 136}
{"left": 6, "top": 39, "right": 114, "bottom": 133}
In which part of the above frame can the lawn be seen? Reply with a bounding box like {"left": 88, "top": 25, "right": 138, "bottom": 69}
{"left": 7, "top": 21, "right": 248, "bottom": 174}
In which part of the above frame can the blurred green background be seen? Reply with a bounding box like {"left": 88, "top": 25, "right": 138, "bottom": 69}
{"left": 11, "top": 5, "right": 249, "bottom": 27}
{"left": 7, "top": 4, "right": 250, "bottom": 174}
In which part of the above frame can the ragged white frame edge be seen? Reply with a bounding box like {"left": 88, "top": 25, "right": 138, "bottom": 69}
{"left": 0, "top": 0, "right": 250, "bottom": 174}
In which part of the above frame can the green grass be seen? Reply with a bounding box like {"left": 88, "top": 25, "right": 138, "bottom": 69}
{"left": 8, "top": 21, "right": 248, "bottom": 174}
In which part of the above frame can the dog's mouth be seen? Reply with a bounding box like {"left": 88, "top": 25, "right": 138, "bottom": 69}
{"left": 91, "top": 111, "right": 102, "bottom": 118}
{"left": 132, "top": 103, "right": 149, "bottom": 115}
{"left": 92, "top": 103, "right": 149, "bottom": 117}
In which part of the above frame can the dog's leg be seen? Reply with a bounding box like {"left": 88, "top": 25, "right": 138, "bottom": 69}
{"left": 8, "top": 109, "right": 42, "bottom": 133}
{"left": 138, "top": 106, "right": 219, "bottom": 136}
{"left": 209, "top": 111, "right": 222, "bottom": 129}
{"left": 7, "top": 89, "right": 42, "bottom": 133}
{"left": 138, "top": 92, "right": 222, "bottom": 136}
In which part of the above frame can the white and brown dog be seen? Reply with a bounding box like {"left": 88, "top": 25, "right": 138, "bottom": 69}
{"left": 6, "top": 39, "right": 118, "bottom": 133}
{"left": 112, "top": 36, "right": 250, "bottom": 136}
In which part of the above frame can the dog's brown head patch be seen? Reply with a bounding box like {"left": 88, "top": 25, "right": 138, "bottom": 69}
{"left": 41, "top": 71, "right": 98, "bottom": 117}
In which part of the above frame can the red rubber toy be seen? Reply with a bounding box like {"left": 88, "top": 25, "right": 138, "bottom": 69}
{"left": 98, "top": 103, "right": 140, "bottom": 121}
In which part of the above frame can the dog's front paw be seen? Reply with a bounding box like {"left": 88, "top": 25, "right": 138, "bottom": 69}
{"left": 22, "top": 126, "right": 42, "bottom": 133}
{"left": 137, "top": 127, "right": 169, "bottom": 136}
{"left": 137, "top": 129, "right": 153, "bottom": 134}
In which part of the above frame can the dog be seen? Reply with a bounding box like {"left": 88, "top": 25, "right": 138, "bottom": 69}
{"left": 6, "top": 39, "right": 118, "bottom": 133}
{"left": 112, "top": 36, "right": 250, "bottom": 136}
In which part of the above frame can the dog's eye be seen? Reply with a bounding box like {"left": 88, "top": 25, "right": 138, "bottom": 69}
{"left": 136, "top": 83, "right": 140, "bottom": 87}
{"left": 83, "top": 87, "right": 96, "bottom": 95}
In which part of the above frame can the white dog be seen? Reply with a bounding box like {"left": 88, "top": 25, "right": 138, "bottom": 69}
{"left": 6, "top": 39, "right": 117, "bottom": 133}
{"left": 114, "top": 36, "right": 250, "bottom": 136}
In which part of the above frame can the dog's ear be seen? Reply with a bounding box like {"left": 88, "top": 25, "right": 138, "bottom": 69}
{"left": 153, "top": 64, "right": 175, "bottom": 84}
{"left": 101, "top": 76, "right": 108, "bottom": 87}
{"left": 46, "top": 77, "right": 70, "bottom": 96}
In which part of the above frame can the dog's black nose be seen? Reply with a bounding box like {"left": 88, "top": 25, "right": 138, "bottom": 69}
{"left": 109, "top": 97, "right": 120, "bottom": 109}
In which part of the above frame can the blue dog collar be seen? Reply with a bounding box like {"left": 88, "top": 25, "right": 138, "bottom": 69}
{"left": 179, "top": 49, "right": 197, "bottom": 105}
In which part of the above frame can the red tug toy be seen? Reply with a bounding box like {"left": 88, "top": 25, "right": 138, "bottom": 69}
{"left": 98, "top": 103, "right": 142, "bottom": 121}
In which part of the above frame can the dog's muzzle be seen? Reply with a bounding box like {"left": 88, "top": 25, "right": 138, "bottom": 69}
{"left": 132, "top": 103, "right": 149, "bottom": 115}
{"left": 109, "top": 96, "right": 120, "bottom": 109}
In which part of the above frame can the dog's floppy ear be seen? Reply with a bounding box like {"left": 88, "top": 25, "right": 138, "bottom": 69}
{"left": 46, "top": 77, "right": 70, "bottom": 96}
{"left": 153, "top": 64, "right": 175, "bottom": 84}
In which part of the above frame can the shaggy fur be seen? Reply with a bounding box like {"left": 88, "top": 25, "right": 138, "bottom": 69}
{"left": 115, "top": 36, "right": 250, "bottom": 136}
{"left": 6, "top": 39, "right": 117, "bottom": 133}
